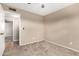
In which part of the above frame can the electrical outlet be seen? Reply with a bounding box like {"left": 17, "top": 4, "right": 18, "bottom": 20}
{"left": 69, "top": 42, "right": 72, "bottom": 45}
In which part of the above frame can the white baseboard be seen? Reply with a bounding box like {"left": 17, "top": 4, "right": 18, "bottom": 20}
{"left": 19, "top": 39, "right": 44, "bottom": 46}
{"left": 45, "top": 40, "right": 79, "bottom": 53}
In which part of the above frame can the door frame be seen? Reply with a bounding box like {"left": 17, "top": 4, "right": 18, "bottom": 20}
{"left": 5, "top": 11, "right": 21, "bottom": 44}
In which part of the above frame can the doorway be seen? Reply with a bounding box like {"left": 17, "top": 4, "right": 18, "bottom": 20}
{"left": 5, "top": 20, "right": 13, "bottom": 41}
{"left": 5, "top": 20, "right": 13, "bottom": 48}
{"left": 5, "top": 11, "right": 20, "bottom": 49}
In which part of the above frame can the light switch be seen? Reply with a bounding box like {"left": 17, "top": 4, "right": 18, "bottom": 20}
{"left": 0, "top": 33, "right": 4, "bottom": 35}
{"left": 23, "top": 27, "right": 24, "bottom": 30}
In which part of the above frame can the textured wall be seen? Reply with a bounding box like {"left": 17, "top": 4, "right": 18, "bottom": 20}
{"left": 45, "top": 4, "right": 79, "bottom": 50}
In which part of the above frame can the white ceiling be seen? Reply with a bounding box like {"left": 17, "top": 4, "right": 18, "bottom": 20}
{"left": 5, "top": 3, "right": 74, "bottom": 16}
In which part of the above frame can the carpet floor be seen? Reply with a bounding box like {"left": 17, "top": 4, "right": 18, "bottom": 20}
{"left": 3, "top": 40, "right": 79, "bottom": 56}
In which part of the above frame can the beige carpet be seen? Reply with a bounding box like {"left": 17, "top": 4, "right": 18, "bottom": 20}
{"left": 3, "top": 40, "right": 79, "bottom": 56}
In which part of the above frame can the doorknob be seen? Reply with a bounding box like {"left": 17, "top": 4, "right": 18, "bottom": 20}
{"left": 0, "top": 33, "right": 4, "bottom": 35}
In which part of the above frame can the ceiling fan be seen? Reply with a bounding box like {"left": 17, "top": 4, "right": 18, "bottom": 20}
{"left": 27, "top": 3, "right": 45, "bottom": 8}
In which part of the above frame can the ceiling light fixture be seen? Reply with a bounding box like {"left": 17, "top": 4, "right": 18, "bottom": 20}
{"left": 41, "top": 4, "right": 45, "bottom": 8}
{"left": 27, "top": 3, "right": 31, "bottom": 4}
{"left": 27, "top": 3, "right": 45, "bottom": 8}
{"left": 40, "top": 3, "right": 46, "bottom": 8}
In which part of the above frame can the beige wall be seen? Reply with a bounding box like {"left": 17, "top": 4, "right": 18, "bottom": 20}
{"left": 2, "top": 4, "right": 44, "bottom": 45}
{"left": 45, "top": 4, "right": 79, "bottom": 50}
{"left": 19, "top": 11, "right": 44, "bottom": 45}
{"left": 20, "top": 18, "right": 44, "bottom": 45}
{"left": 17, "top": 7, "right": 44, "bottom": 45}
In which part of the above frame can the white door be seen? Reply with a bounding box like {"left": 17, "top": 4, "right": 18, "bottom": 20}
{"left": 0, "top": 4, "right": 5, "bottom": 56}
